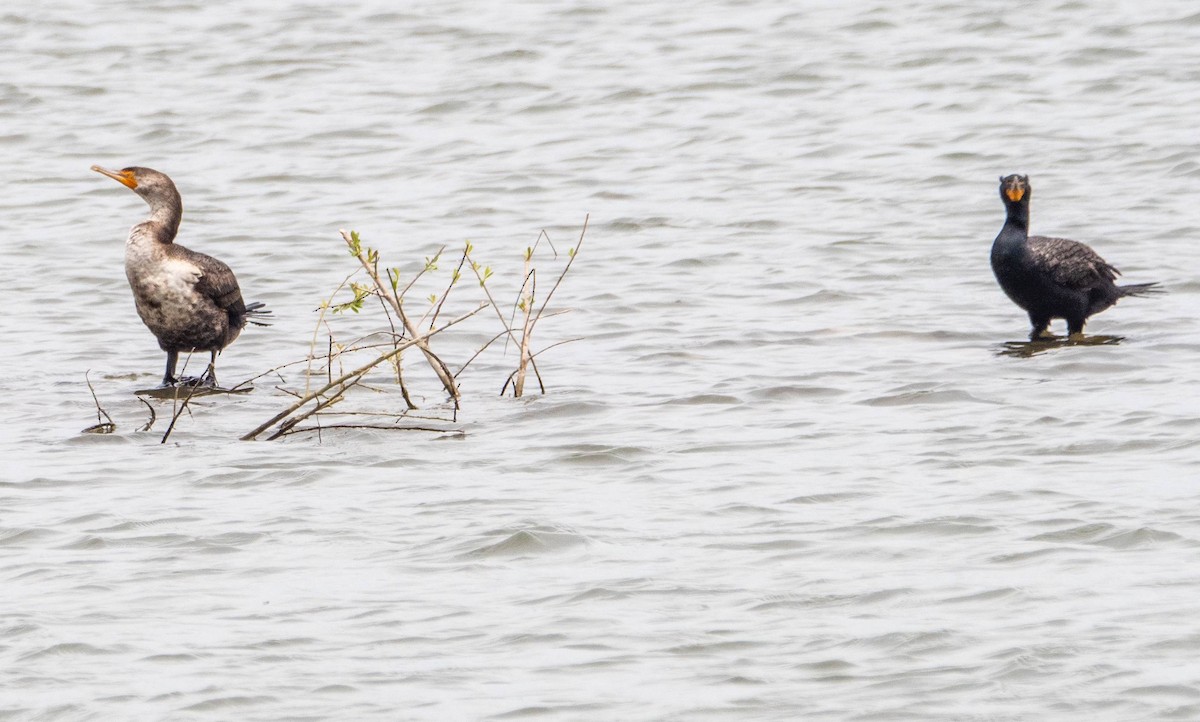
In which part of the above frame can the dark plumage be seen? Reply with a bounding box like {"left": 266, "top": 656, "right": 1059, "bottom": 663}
{"left": 990, "top": 174, "right": 1159, "bottom": 340}
{"left": 92, "top": 165, "right": 270, "bottom": 386}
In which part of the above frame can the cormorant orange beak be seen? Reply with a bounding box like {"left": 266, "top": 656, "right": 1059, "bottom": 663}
{"left": 1004, "top": 187, "right": 1024, "bottom": 202}
{"left": 91, "top": 165, "right": 138, "bottom": 190}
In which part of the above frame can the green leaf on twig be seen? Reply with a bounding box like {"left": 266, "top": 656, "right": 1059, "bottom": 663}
{"left": 331, "top": 281, "right": 371, "bottom": 314}
{"left": 425, "top": 251, "right": 441, "bottom": 272}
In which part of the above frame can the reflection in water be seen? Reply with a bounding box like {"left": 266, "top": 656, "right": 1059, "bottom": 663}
{"left": 998, "top": 335, "right": 1125, "bottom": 358}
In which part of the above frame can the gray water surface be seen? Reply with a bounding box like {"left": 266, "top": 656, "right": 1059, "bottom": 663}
{"left": 3, "top": 1, "right": 1200, "bottom": 720}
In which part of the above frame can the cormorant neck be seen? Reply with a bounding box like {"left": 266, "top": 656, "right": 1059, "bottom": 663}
{"left": 1003, "top": 200, "right": 1029, "bottom": 233}
{"left": 143, "top": 193, "right": 182, "bottom": 243}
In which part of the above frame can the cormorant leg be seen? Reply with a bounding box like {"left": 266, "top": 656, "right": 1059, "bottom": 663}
{"left": 1028, "top": 316, "right": 1051, "bottom": 341}
{"left": 162, "top": 350, "right": 179, "bottom": 386}
{"left": 201, "top": 350, "right": 218, "bottom": 387}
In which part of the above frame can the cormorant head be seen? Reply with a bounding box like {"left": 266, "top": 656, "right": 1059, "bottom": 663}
{"left": 999, "top": 174, "right": 1030, "bottom": 204}
{"left": 91, "top": 165, "right": 180, "bottom": 208}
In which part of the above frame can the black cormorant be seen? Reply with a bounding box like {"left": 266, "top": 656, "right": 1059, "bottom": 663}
{"left": 991, "top": 174, "right": 1158, "bottom": 340}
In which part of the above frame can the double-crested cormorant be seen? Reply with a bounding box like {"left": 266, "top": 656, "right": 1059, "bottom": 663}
{"left": 991, "top": 174, "right": 1159, "bottom": 340}
{"left": 92, "top": 165, "right": 269, "bottom": 387}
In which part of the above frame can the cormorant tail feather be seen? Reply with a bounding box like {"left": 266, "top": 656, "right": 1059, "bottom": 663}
{"left": 245, "top": 301, "right": 272, "bottom": 326}
{"left": 1118, "top": 282, "right": 1163, "bottom": 298}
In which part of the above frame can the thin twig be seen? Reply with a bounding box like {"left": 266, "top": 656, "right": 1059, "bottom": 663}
{"left": 370, "top": 289, "right": 416, "bottom": 407}
{"left": 138, "top": 397, "right": 156, "bottom": 432}
{"left": 506, "top": 230, "right": 552, "bottom": 353}
{"left": 532, "top": 337, "right": 584, "bottom": 358}
{"left": 373, "top": 287, "right": 406, "bottom": 390}
{"left": 397, "top": 361, "right": 417, "bottom": 410}
{"left": 83, "top": 371, "right": 116, "bottom": 434}
{"left": 467, "top": 251, "right": 527, "bottom": 353}
{"left": 161, "top": 380, "right": 203, "bottom": 444}
{"left": 532, "top": 214, "right": 587, "bottom": 329}
{"left": 159, "top": 353, "right": 198, "bottom": 443}
{"left": 454, "top": 329, "right": 512, "bottom": 378}
{"left": 515, "top": 338, "right": 583, "bottom": 395}
{"left": 268, "top": 385, "right": 351, "bottom": 441}
{"left": 227, "top": 367, "right": 286, "bottom": 393}
{"left": 228, "top": 336, "right": 412, "bottom": 393}
{"left": 423, "top": 244, "right": 469, "bottom": 331}
{"left": 500, "top": 369, "right": 517, "bottom": 396}
{"left": 307, "top": 268, "right": 360, "bottom": 398}
{"left": 396, "top": 245, "right": 446, "bottom": 300}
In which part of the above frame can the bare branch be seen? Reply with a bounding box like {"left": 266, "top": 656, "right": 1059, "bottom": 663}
{"left": 514, "top": 268, "right": 536, "bottom": 397}
{"left": 282, "top": 424, "right": 464, "bottom": 437}
{"left": 341, "top": 230, "right": 460, "bottom": 400}
{"left": 243, "top": 302, "right": 486, "bottom": 441}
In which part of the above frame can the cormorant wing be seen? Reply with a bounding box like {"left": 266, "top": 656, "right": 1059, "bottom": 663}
{"left": 1026, "top": 235, "right": 1121, "bottom": 290}
{"left": 177, "top": 246, "right": 249, "bottom": 316}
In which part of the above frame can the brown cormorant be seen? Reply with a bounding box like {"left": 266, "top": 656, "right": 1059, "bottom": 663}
{"left": 92, "top": 165, "right": 269, "bottom": 387}
{"left": 991, "top": 174, "right": 1158, "bottom": 340}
